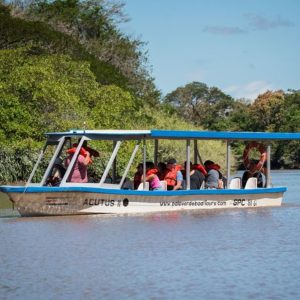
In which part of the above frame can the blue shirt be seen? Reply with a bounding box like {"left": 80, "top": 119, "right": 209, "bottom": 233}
{"left": 176, "top": 170, "right": 183, "bottom": 182}
{"left": 205, "top": 169, "right": 219, "bottom": 189}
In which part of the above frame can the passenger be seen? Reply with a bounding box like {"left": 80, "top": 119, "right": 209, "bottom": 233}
{"left": 204, "top": 160, "right": 226, "bottom": 189}
{"left": 142, "top": 161, "right": 163, "bottom": 191}
{"left": 242, "top": 160, "right": 265, "bottom": 188}
{"left": 183, "top": 161, "right": 205, "bottom": 190}
{"left": 157, "top": 162, "right": 168, "bottom": 180}
{"left": 192, "top": 163, "right": 207, "bottom": 177}
{"left": 133, "top": 163, "right": 143, "bottom": 189}
{"left": 67, "top": 141, "right": 99, "bottom": 164}
{"left": 164, "top": 158, "right": 183, "bottom": 190}
{"left": 65, "top": 142, "right": 92, "bottom": 183}
{"left": 46, "top": 157, "right": 66, "bottom": 186}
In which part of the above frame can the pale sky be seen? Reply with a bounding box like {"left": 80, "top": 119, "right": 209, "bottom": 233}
{"left": 122, "top": 0, "right": 299, "bottom": 100}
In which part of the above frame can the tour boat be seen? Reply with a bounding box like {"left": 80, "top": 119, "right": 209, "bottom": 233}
{"left": 1, "top": 129, "right": 300, "bottom": 216}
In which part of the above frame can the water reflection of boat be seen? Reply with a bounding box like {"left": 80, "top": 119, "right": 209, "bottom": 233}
{"left": 0, "top": 129, "right": 299, "bottom": 217}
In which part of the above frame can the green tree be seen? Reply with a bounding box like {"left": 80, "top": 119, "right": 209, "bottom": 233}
{"left": 90, "top": 85, "right": 139, "bottom": 129}
{"left": 0, "top": 48, "right": 99, "bottom": 142}
{"left": 225, "top": 99, "right": 252, "bottom": 131}
{"left": 279, "top": 90, "right": 300, "bottom": 167}
{"left": 163, "top": 81, "right": 236, "bottom": 130}
{"left": 0, "top": 2, "right": 129, "bottom": 88}
{"left": 281, "top": 90, "right": 300, "bottom": 132}
{"left": 246, "top": 90, "right": 300, "bottom": 168}
{"left": 13, "top": 0, "right": 160, "bottom": 105}
{"left": 248, "top": 90, "right": 285, "bottom": 131}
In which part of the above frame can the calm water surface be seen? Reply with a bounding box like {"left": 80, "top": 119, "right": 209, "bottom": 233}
{"left": 1, "top": 171, "right": 300, "bottom": 300}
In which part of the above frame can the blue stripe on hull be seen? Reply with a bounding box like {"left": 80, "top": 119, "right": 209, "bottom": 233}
{"left": 0, "top": 185, "right": 287, "bottom": 196}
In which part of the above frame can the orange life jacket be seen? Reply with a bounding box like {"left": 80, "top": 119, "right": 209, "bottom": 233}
{"left": 205, "top": 163, "right": 221, "bottom": 172}
{"left": 192, "top": 164, "right": 207, "bottom": 176}
{"left": 71, "top": 143, "right": 100, "bottom": 158}
{"left": 67, "top": 147, "right": 93, "bottom": 164}
{"left": 164, "top": 165, "right": 181, "bottom": 186}
{"left": 146, "top": 168, "right": 158, "bottom": 176}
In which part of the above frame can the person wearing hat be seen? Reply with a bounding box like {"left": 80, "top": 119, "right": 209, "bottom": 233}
{"left": 204, "top": 160, "right": 226, "bottom": 189}
{"left": 164, "top": 158, "right": 183, "bottom": 190}
{"left": 241, "top": 160, "right": 264, "bottom": 188}
{"left": 183, "top": 161, "right": 205, "bottom": 190}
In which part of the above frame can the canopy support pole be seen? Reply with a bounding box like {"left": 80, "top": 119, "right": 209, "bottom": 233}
{"left": 226, "top": 141, "right": 231, "bottom": 189}
{"left": 266, "top": 145, "right": 271, "bottom": 187}
{"left": 119, "top": 141, "right": 140, "bottom": 188}
{"left": 143, "top": 139, "right": 147, "bottom": 190}
{"left": 186, "top": 140, "right": 191, "bottom": 190}
{"left": 99, "top": 141, "right": 122, "bottom": 185}
{"left": 27, "top": 144, "right": 47, "bottom": 186}
{"left": 194, "top": 140, "right": 198, "bottom": 164}
{"left": 112, "top": 141, "right": 117, "bottom": 183}
{"left": 41, "top": 137, "right": 65, "bottom": 186}
{"left": 154, "top": 139, "right": 158, "bottom": 166}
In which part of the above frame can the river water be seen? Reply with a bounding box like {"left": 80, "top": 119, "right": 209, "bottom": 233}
{"left": 1, "top": 170, "right": 300, "bottom": 300}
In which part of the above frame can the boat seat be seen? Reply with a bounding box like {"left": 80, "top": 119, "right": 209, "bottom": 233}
{"left": 229, "top": 177, "right": 241, "bottom": 189}
{"left": 245, "top": 177, "right": 257, "bottom": 189}
{"left": 137, "top": 182, "right": 149, "bottom": 191}
{"left": 200, "top": 181, "right": 205, "bottom": 189}
{"left": 160, "top": 180, "right": 167, "bottom": 190}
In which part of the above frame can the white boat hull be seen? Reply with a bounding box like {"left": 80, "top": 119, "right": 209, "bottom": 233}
{"left": 1, "top": 186, "right": 285, "bottom": 216}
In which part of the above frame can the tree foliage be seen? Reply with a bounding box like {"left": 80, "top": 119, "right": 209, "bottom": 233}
{"left": 0, "top": 46, "right": 226, "bottom": 182}
{"left": 164, "top": 83, "right": 300, "bottom": 168}
{"left": 0, "top": 2, "right": 129, "bottom": 88}
{"left": 0, "top": 48, "right": 96, "bottom": 141}
{"left": 281, "top": 90, "right": 300, "bottom": 132}
{"left": 248, "top": 91, "right": 285, "bottom": 132}
{"left": 163, "top": 81, "right": 236, "bottom": 130}
{"left": 10, "top": 0, "right": 160, "bottom": 105}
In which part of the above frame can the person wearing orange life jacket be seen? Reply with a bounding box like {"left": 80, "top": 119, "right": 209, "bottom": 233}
{"left": 204, "top": 160, "right": 226, "bottom": 189}
{"left": 192, "top": 163, "right": 207, "bottom": 176}
{"left": 164, "top": 158, "right": 183, "bottom": 190}
{"left": 65, "top": 141, "right": 97, "bottom": 183}
{"left": 66, "top": 141, "right": 100, "bottom": 164}
{"left": 141, "top": 161, "right": 163, "bottom": 191}
{"left": 183, "top": 161, "right": 205, "bottom": 189}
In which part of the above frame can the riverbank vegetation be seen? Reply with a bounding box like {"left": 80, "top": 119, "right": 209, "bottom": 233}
{"left": 0, "top": 1, "right": 299, "bottom": 183}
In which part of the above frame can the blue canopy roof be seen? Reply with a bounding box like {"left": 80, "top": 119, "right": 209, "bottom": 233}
{"left": 46, "top": 130, "right": 151, "bottom": 141}
{"left": 150, "top": 130, "right": 300, "bottom": 140}
{"left": 46, "top": 129, "right": 300, "bottom": 141}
